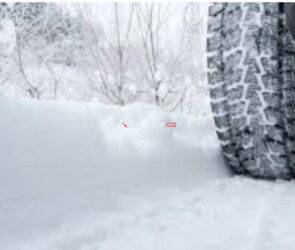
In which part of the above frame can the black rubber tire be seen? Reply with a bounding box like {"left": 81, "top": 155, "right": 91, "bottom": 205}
{"left": 207, "top": 3, "right": 295, "bottom": 179}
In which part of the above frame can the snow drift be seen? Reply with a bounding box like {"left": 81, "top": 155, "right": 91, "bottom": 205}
{"left": 2, "top": 98, "right": 295, "bottom": 250}
{"left": 0, "top": 98, "right": 227, "bottom": 250}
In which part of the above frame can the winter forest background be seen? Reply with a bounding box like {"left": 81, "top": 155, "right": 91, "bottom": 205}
{"left": 0, "top": 2, "right": 209, "bottom": 115}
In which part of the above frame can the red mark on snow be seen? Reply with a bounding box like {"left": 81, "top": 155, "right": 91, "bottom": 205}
{"left": 120, "top": 121, "right": 177, "bottom": 128}
{"left": 121, "top": 122, "right": 128, "bottom": 128}
{"left": 166, "top": 122, "right": 177, "bottom": 128}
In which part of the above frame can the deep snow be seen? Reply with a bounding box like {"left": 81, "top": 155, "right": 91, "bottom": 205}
{"left": 1, "top": 98, "right": 294, "bottom": 250}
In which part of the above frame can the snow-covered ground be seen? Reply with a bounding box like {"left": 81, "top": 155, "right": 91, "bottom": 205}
{"left": 1, "top": 98, "right": 294, "bottom": 250}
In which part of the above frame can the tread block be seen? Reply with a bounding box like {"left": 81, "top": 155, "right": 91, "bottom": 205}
{"left": 214, "top": 114, "right": 231, "bottom": 129}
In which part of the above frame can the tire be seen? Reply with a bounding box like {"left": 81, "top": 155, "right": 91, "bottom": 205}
{"left": 207, "top": 3, "right": 295, "bottom": 179}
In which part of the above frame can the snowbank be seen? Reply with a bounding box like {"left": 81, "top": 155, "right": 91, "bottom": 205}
{"left": 2, "top": 98, "right": 295, "bottom": 250}
{"left": 0, "top": 98, "right": 227, "bottom": 250}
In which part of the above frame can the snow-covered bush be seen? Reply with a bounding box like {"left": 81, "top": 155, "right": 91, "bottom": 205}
{"left": 0, "top": 3, "right": 208, "bottom": 115}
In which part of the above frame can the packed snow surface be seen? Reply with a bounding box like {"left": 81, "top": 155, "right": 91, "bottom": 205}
{"left": 0, "top": 98, "right": 294, "bottom": 250}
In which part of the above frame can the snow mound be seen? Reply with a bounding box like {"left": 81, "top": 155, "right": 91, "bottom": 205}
{"left": 2, "top": 98, "right": 295, "bottom": 250}
{"left": 0, "top": 98, "right": 227, "bottom": 249}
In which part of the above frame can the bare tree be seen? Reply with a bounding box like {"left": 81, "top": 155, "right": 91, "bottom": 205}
{"left": 15, "top": 33, "right": 41, "bottom": 98}
{"left": 3, "top": 3, "right": 68, "bottom": 99}
{"left": 0, "top": 2, "right": 208, "bottom": 115}
{"left": 75, "top": 3, "right": 136, "bottom": 105}
{"left": 134, "top": 3, "right": 177, "bottom": 106}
